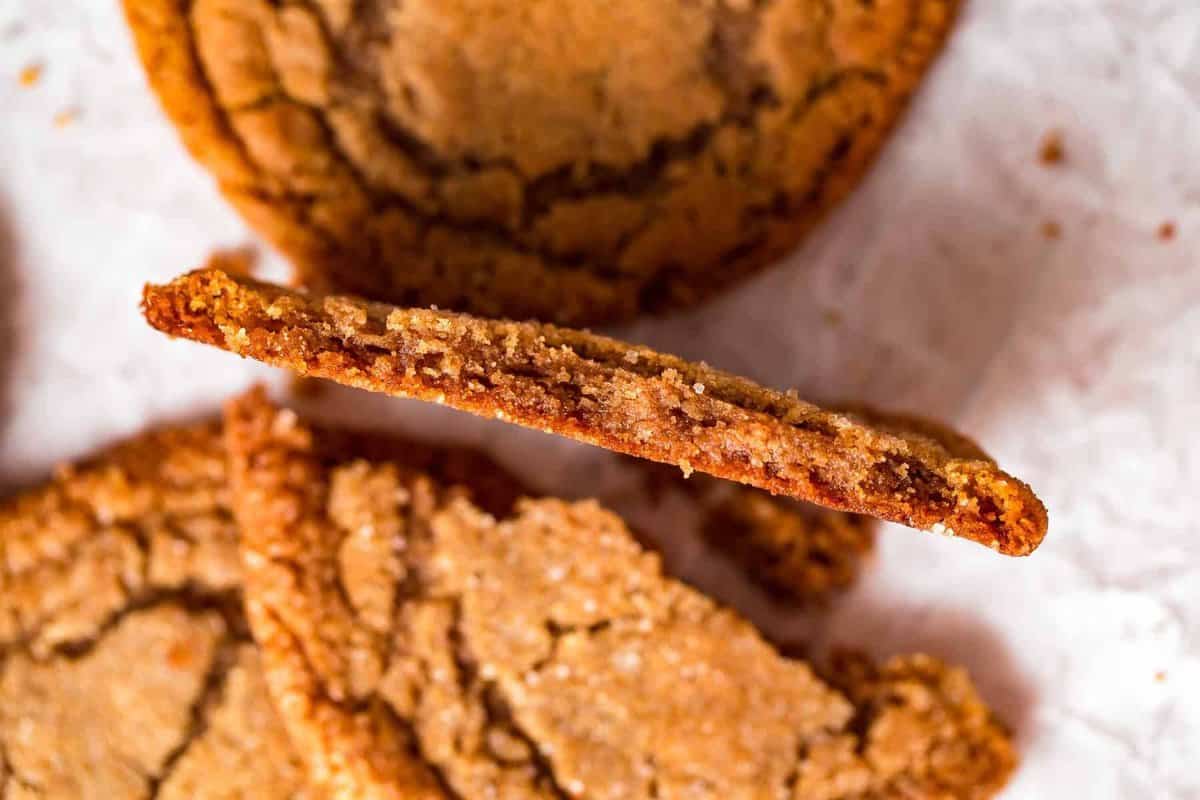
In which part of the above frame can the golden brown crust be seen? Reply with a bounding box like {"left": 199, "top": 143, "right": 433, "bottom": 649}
{"left": 226, "top": 391, "right": 1014, "bottom": 799}
{"left": 146, "top": 270, "right": 1048, "bottom": 555}
{"left": 0, "top": 423, "right": 308, "bottom": 799}
{"left": 124, "top": 0, "right": 962, "bottom": 324}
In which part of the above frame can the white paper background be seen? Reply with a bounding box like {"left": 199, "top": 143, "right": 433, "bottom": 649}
{"left": 2, "top": 2, "right": 1199, "bottom": 797}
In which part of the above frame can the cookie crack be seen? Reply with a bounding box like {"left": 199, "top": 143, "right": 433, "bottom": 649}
{"left": 0, "top": 762, "right": 42, "bottom": 798}
{"left": 704, "top": 0, "right": 778, "bottom": 117}
{"left": 647, "top": 756, "right": 661, "bottom": 800}
{"left": 0, "top": 736, "right": 43, "bottom": 798}
{"left": 447, "top": 599, "right": 573, "bottom": 800}
{"left": 224, "top": 73, "right": 889, "bottom": 283}
{"left": 375, "top": 700, "right": 472, "bottom": 800}
{"left": 46, "top": 587, "right": 242, "bottom": 664}
{"left": 146, "top": 633, "right": 241, "bottom": 798}
{"left": 1, "top": 493, "right": 241, "bottom": 660}
{"left": 294, "top": 0, "right": 778, "bottom": 195}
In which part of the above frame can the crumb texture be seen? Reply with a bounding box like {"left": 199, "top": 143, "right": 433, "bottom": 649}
{"left": 148, "top": 270, "right": 1048, "bottom": 556}
{"left": 0, "top": 424, "right": 307, "bottom": 799}
{"left": 124, "top": 0, "right": 961, "bottom": 323}
{"left": 226, "top": 392, "right": 1016, "bottom": 799}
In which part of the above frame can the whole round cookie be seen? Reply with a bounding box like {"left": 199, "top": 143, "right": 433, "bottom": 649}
{"left": 0, "top": 424, "right": 308, "bottom": 799}
{"left": 226, "top": 391, "right": 1015, "bottom": 799}
{"left": 124, "top": 0, "right": 961, "bottom": 323}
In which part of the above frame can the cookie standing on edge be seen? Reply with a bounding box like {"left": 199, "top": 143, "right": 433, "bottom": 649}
{"left": 123, "top": 0, "right": 962, "bottom": 324}
{"left": 225, "top": 391, "right": 1016, "bottom": 800}
{"left": 0, "top": 424, "right": 308, "bottom": 799}
{"left": 144, "top": 269, "right": 1049, "bottom": 556}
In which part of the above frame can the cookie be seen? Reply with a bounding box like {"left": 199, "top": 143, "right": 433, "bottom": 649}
{"left": 627, "top": 460, "right": 874, "bottom": 606}
{"left": 226, "top": 391, "right": 1015, "bottom": 799}
{"left": 701, "top": 483, "right": 875, "bottom": 605}
{"left": 124, "top": 0, "right": 961, "bottom": 323}
{"left": 144, "top": 269, "right": 1048, "bottom": 555}
{"left": 807, "top": 651, "right": 1018, "bottom": 799}
{"left": 0, "top": 423, "right": 307, "bottom": 799}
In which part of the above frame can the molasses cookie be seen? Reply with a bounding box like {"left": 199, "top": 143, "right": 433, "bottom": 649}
{"left": 124, "top": 0, "right": 961, "bottom": 323}
{"left": 0, "top": 406, "right": 525, "bottom": 797}
{"left": 225, "top": 391, "right": 1015, "bottom": 799}
{"left": 145, "top": 269, "right": 1048, "bottom": 555}
{"left": 0, "top": 423, "right": 308, "bottom": 798}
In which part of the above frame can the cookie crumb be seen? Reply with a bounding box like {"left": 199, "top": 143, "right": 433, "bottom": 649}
{"left": 53, "top": 108, "right": 76, "bottom": 128}
{"left": 1038, "top": 131, "right": 1065, "bottom": 166}
{"left": 1157, "top": 221, "right": 1177, "bottom": 242}
{"left": 1040, "top": 220, "right": 1062, "bottom": 240}
{"left": 1155, "top": 670, "right": 1167, "bottom": 683}
{"left": 18, "top": 63, "right": 42, "bottom": 87}
{"left": 822, "top": 308, "right": 843, "bottom": 328}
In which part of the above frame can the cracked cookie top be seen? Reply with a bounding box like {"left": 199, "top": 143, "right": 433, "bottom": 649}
{"left": 124, "top": 0, "right": 962, "bottom": 323}
{"left": 145, "top": 269, "right": 1048, "bottom": 556}
{"left": 0, "top": 424, "right": 308, "bottom": 799}
{"left": 226, "top": 391, "right": 1015, "bottom": 800}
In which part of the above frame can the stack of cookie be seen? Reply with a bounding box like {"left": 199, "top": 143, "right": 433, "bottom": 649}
{"left": 0, "top": 1, "right": 1045, "bottom": 797}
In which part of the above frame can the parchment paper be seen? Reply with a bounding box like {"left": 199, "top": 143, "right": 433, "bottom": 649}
{"left": 2, "top": 2, "right": 1199, "bottom": 797}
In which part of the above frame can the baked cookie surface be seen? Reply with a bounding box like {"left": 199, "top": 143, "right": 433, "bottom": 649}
{"left": 226, "top": 391, "right": 1015, "bottom": 800}
{"left": 124, "top": 0, "right": 961, "bottom": 323}
{"left": 700, "top": 481, "right": 876, "bottom": 604}
{"left": 145, "top": 269, "right": 1047, "bottom": 555}
{"left": 0, "top": 424, "right": 307, "bottom": 799}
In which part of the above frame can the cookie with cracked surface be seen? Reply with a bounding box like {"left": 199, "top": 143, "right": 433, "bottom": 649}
{"left": 146, "top": 269, "right": 1048, "bottom": 556}
{"left": 804, "top": 652, "right": 1018, "bottom": 800}
{"left": 123, "top": 0, "right": 961, "bottom": 324}
{"left": 0, "top": 423, "right": 308, "bottom": 799}
{"left": 226, "top": 391, "right": 1015, "bottom": 799}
